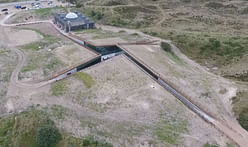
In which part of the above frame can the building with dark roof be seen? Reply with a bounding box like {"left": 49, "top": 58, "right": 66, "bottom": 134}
{"left": 54, "top": 12, "right": 95, "bottom": 32}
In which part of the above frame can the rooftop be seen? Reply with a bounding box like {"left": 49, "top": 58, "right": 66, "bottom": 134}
{"left": 65, "top": 12, "right": 78, "bottom": 19}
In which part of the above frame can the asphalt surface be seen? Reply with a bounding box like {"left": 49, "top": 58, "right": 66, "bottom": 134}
{"left": 0, "top": 0, "right": 48, "bottom": 7}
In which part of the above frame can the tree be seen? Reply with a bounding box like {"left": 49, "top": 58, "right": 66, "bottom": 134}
{"left": 36, "top": 125, "right": 62, "bottom": 147}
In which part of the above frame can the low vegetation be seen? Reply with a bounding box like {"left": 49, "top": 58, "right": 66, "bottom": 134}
{"left": 75, "top": 72, "right": 95, "bottom": 88}
{"left": 0, "top": 47, "right": 16, "bottom": 82}
{"left": 58, "top": 136, "right": 113, "bottom": 147}
{"left": 203, "top": 142, "right": 219, "bottom": 147}
{"left": 0, "top": 109, "right": 55, "bottom": 147}
{"left": 19, "top": 28, "right": 64, "bottom": 79}
{"left": 51, "top": 81, "right": 68, "bottom": 96}
{"left": 36, "top": 125, "right": 62, "bottom": 147}
{"left": 148, "top": 31, "right": 248, "bottom": 68}
{"left": 160, "top": 41, "right": 182, "bottom": 64}
{"left": 155, "top": 119, "right": 188, "bottom": 145}
{"left": 51, "top": 105, "right": 68, "bottom": 119}
{"left": 232, "top": 91, "right": 248, "bottom": 131}
{"left": 21, "top": 28, "right": 60, "bottom": 51}
{"left": 20, "top": 51, "right": 63, "bottom": 77}
{"left": 34, "top": 7, "right": 67, "bottom": 19}
{"left": 0, "top": 108, "right": 113, "bottom": 147}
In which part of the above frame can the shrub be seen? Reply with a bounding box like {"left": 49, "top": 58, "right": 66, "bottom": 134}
{"left": 238, "top": 111, "right": 248, "bottom": 131}
{"left": 204, "top": 142, "right": 219, "bottom": 147}
{"left": 36, "top": 125, "right": 62, "bottom": 147}
{"left": 82, "top": 136, "right": 113, "bottom": 147}
{"left": 161, "top": 42, "right": 172, "bottom": 53}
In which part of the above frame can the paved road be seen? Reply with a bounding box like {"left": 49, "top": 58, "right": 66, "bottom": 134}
{"left": 0, "top": 0, "right": 48, "bottom": 7}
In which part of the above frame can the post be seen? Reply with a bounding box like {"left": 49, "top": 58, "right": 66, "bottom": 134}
{"left": 68, "top": 21, "right": 71, "bottom": 32}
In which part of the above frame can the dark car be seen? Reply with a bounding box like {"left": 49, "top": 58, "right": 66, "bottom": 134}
{"left": 15, "top": 5, "right": 22, "bottom": 9}
{"left": 1, "top": 8, "right": 8, "bottom": 12}
{"left": 4, "top": 12, "right": 8, "bottom": 15}
{"left": 21, "top": 6, "right": 27, "bottom": 9}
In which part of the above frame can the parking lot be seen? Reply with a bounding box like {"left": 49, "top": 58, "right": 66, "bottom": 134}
{"left": 0, "top": 0, "right": 67, "bottom": 16}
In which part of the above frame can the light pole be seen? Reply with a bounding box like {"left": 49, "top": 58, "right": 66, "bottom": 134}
{"left": 67, "top": 21, "right": 71, "bottom": 32}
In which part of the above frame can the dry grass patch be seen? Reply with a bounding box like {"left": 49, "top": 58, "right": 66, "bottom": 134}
{"left": 75, "top": 72, "right": 95, "bottom": 88}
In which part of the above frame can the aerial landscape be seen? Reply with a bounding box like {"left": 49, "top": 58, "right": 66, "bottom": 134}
{"left": 0, "top": 0, "right": 248, "bottom": 146}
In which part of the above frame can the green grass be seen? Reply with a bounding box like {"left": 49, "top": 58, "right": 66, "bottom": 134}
{"left": 0, "top": 48, "right": 16, "bottom": 82}
{"left": 51, "top": 105, "right": 67, "bottom": 119}
{"left": 0, "top": 108, "right": 112, "bottom": 147}
{"left": 75, "top": 28, "right": 102, "bottom": 34}
{"left": 237, "top": 107, "right": 248, "bottom": 131}
{"left": 203, "top": 142, "right": 219, "bottom": 147}
{"left": 34, "top": 7, "right": 67, "bottom": 19}
{"left": 20, "top": 28, "right": 63, "bottom": 75}
{"left": 232, "top": 91, "right": 248, "bottom": 131}
{"left": 0, "top": 116, "right": 15, "bottom": 146}
{"left": 77, "top": 5, "right": 158, "bottom": 29}
{"left": 51, "top": 81, "right": 68, "bottom": 96}
{"left": 36, "top": 125, "right": 62, "bottom": 147}
{"left": 21, "top": 51, "right": 63, "bottom": 74}
{"left": 144, "top": 30, "right": 248, "bottom": 68}
{"left": 57, "top": 135, "right": 113, "bottom": 147}
{"left": 160, "top": 42, "right": 183, "bottom": 64}
{"left": 21, "top": 28, "right": 60, "bottom": 51}
{"left": 0, "top": 50, "right": 10, "bottom": 54}
{"left": 21, "top": 62, "right": 37, "bottom": 72}
{"left": 155, "top": 119, "right": 188, "bottom": 145}
{"left": 75, "top": 72, "right": 95, "bottom": 88}
{"left": 75, "top": 28, "right": 132, "bottom": 40}
{"left": 22, "top": 42, "right": 41, "bottom": 51}
{"left": 0, "top": 109, "right": 54, "bottom": 147}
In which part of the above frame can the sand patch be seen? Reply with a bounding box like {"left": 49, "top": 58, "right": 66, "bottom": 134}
{"left": 11, "top": 29, "right": 43, "bottom": 46}
{"left": 54, "top": 44, "right": 96, "bottom": 66}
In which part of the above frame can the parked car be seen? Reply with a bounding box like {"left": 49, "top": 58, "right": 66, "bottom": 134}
{"left": 21, "top": 6, "right": 27, "bottom": 9}
{"left": 4, "top": 12, "right": 8, "bottom": 15}
{"left": 1, "top": 8, "right": 8, "bottom": 12}
{"left": 15, "top": 5, "right": 22, "bottom": 9}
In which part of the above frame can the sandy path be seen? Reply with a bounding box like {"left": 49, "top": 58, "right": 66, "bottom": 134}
{"left": 0, "top": 13, "right": 53, "bottom": 93}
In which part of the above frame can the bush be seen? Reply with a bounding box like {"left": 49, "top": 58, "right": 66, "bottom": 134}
{"left": 36, "top": 125, "right": 62, "bottom": 147}
{"left": 90, "top": 10, "right": 104, "bottom": 20}
{"left": 104, "top": 0, "right": 128, "bottom": 6}
{"left": 200, "top": 38, "right": 221, "bottom": 53}
{"left": 204, "top": 142, "right": 219, "bottom": 147}
{"left": 82, "top": 137, "right": 113, "bottom": 147}
{"left": 161, "top": 42, "right": 172, "bottom": 53}
{"left": 238, "top": 111, "right": 248, "bottom": 131}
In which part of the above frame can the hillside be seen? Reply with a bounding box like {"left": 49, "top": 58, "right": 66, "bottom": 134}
{"left": 69, "top": 0, "right": 248, "bottom": 131}
{"left": 0, "top": 0, "right": 248, "bottom": 146}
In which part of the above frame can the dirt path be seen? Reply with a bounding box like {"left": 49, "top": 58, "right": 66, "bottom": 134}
{"left": 156, "top": 5, "right": 166, "bottom": 26}
{"left": 1, "top": 13, "right": 51, "bottom": 91}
